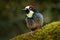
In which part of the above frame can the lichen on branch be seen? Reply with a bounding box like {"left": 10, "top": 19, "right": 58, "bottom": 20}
{"left": 10, "top": 21, "right": 60, "bottom": 40}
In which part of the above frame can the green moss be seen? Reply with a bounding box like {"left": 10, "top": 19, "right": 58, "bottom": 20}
{"left": 10, "top": 21, "right": 60, "bottom": 40}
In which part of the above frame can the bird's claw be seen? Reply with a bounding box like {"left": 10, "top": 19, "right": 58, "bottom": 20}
{"left": 29, "top": 31, "right": 34, "bottom": 36}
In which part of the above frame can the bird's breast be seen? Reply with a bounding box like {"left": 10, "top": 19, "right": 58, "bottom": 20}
{"left": 26, "top": 14, "right": 41, "bottom": 29}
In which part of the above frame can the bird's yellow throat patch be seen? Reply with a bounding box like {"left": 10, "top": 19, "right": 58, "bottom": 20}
{"left": 26, "top": 10, "right": 34, "bottom": 18}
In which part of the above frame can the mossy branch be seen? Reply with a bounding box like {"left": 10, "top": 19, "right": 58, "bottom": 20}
{"left": 10, "top": 21, "right": 60, "bottom": 40}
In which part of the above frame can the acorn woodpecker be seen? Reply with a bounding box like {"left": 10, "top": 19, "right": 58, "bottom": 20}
{"left": 23, "top": 5, "right": 43, "bottom": 35}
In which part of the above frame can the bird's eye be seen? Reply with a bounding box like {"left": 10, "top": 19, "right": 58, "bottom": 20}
{"left": 25, "top": 9, "right": 29, "bottom": 13}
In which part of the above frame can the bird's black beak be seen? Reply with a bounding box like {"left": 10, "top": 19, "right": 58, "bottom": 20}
{"left": 22, "top": 8, "right": 29, "bottom": 13}
{"left": 22, "top": 8, "right": 26, "bottom": 11}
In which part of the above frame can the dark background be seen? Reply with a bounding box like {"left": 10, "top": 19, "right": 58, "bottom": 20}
{"left": 0, "top": 0, "right": 60, "bottom": 40}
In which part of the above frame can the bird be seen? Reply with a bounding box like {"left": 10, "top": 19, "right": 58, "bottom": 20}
{"left": 22, "top": 5, "right": 43, "bottom": 36}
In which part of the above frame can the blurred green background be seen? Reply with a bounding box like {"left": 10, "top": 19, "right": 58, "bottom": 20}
{"left": 0, "top": 0, "right": 60, "bottom": 40}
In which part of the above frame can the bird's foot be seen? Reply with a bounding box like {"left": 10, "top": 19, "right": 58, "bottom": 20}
{"left": 29, "top": 31, "right": 34, "bottom": 36}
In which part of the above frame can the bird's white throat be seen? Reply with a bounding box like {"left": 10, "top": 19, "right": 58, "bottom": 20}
{"left": 26, "top": 10, "right": 34, "bottom": 18}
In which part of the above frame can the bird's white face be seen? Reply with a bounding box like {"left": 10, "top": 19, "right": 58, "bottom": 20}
{"left": 25, "top": 6, "right": 30, "bottom": 10}
{"left": 26, "top": 10, "right": 34, "bottom": 18}
{"left": 24, "top": 6, "right": 34, "bottom": 18}
{"left": 25, "top": 6, "right": 30, "bottom": 9}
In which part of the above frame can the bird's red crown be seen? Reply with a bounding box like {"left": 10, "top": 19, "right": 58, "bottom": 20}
{"left": 28, "top": 5, "right": 35, "bottom": 9}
